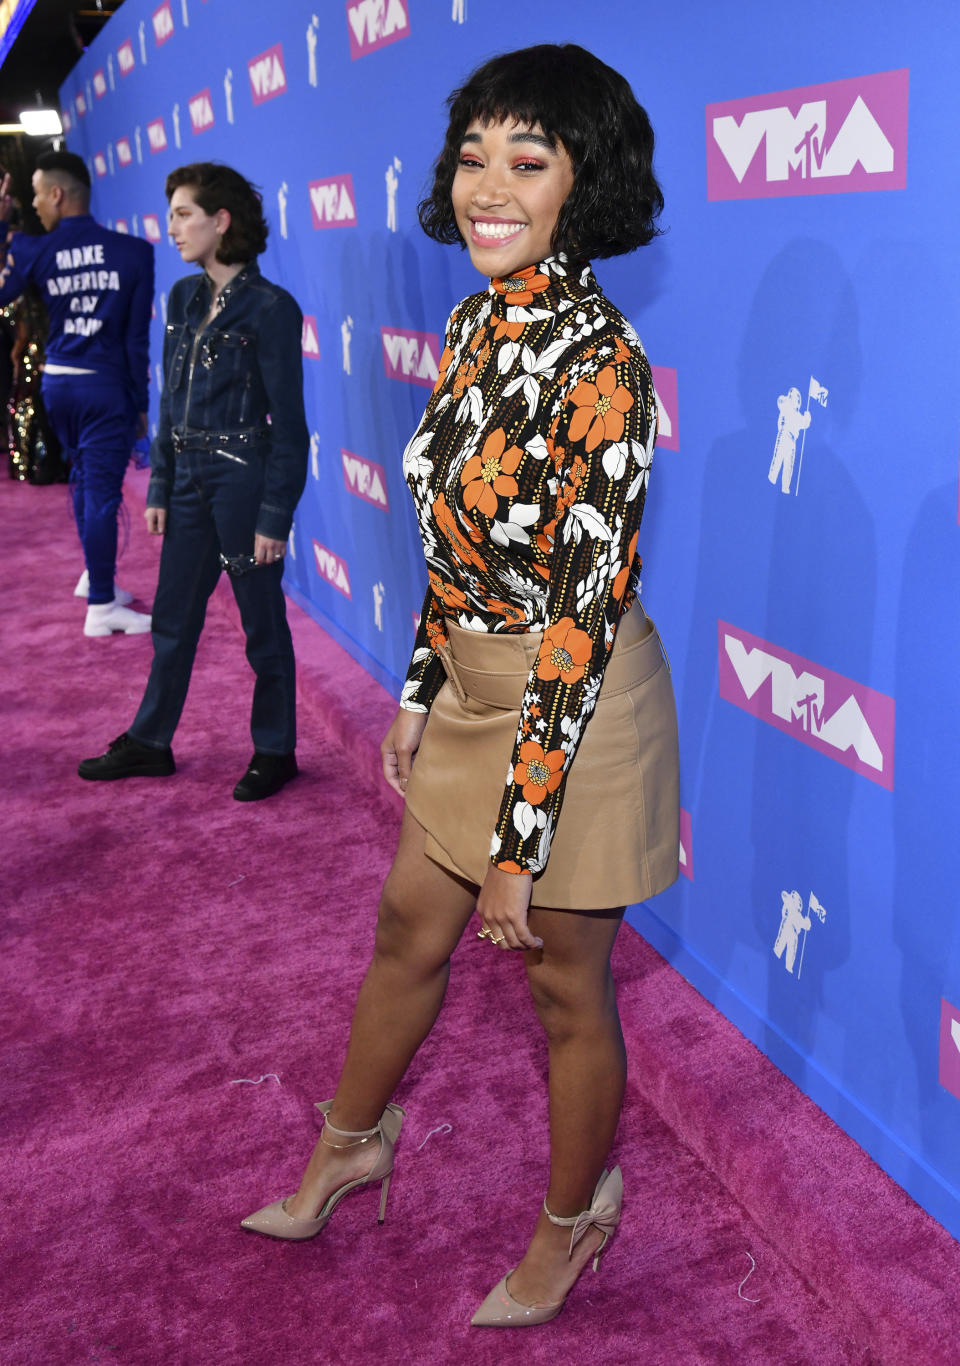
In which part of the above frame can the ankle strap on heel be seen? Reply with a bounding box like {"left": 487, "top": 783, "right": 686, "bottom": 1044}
{"left": 543, "top": 1168, "right": 623, "bottom": 1257}
{"left": 318, "top": 1103, "right": 380, "bottom": 1150}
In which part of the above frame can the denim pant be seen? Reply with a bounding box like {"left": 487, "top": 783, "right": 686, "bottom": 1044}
{"left": 130, "top": 446, "right": 296, "bottom": 754}
{"left": 43, "top": 374, "right": 136, "bottom": 604}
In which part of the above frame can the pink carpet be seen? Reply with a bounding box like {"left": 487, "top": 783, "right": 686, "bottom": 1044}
{"left": 3, "top": 469, "right": 959, "bottom": 1366}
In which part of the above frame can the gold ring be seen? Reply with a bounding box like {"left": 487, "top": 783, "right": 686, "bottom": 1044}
{"left": 491, "top": 934, "right": 507, "bottom": 945}
{"left": 477, "top": 928, "right": 493, "bottom": 940}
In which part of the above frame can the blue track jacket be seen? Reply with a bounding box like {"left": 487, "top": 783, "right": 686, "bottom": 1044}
{"left": 0, "top": 215, "right": 154, "bottom": 409}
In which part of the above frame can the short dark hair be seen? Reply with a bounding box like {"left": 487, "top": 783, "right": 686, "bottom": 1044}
{"left": 418, "top": 44, "right": 664, "bottom": 260}
{"left": 165, "top": 162, "right": 268, "bottom": 263}
{"left": 36, "top": 150, "right": 91, "bottom": 196}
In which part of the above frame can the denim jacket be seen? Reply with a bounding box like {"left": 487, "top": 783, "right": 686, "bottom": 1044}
{"left": 147, "top": 263, "right": 309, "bottom": 541}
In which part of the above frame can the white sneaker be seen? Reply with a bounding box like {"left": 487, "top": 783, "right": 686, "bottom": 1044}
{"left": 84, "top": 600, "right": 152, "bottom": 637}
{"left": 75, "top": 569, "right": 134, "bottom": 606}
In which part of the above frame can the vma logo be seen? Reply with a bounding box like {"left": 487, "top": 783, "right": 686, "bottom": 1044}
{"left": 142, "top": 214, "right": 162, "bottom": 243}
{"left": 93, "top": 152, "right": 107, "bottom": 178}
{"left": 301, "top": 315, "right": 321, "bottom": 360}
{"left": 93, "top": 69, "right": 107, "bottom": 98}
{"left": 118, "top": 40, "right": 136, "bottom": 76}
{"left": 116, "top": 137, "right": 133, "bottom": 168}
{"left": 312, "top": 540, "right": 352, "bottom": 598}
{"left": 650, "top": 364, "right": 679, "bottom": 451}
{"left": 189, "top": 88, "right": 214, "bottom": 133}
{"left": 153, "top": 2, "right": 174, "bottom": 45}
{"left": 147, "top": 117, "right": 167, "bottom": 153}
{"left": 718, "top": 621, "right": 895, "bottom": 789}
{"left": 346, "top": 0, "right": 410, "bottom": 60}
{"left": 381, "top": 326, "right": 440, "bottom": 389}
{"left": 248, "top": 43, "right": 287, "bottom": 105}
{"left": 309, "top": 175, "right": 357, "bottom": 229}
{"left": 342, "top": 449, "right": 389, "bottom": 511}
{"left": 707, "top": 69, "right": 909, "bottom": 201}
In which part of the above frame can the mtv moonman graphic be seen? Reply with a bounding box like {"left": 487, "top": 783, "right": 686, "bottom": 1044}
{"left": 386, "top": 158, "right": 401, "bottom": 232}
{"left": 773, "top": 889, "right": 826, "bottom": 978}
{"left": 134, "top": 126, "right": 143, "bottom": 165}
{"left": 138, "top": 20, "right": 147, "bottom": 65}
{"left": 373, "top": 582, "right": 385, "bottom": 631}
{"left": 310, "top": 431, "right": 320, "bottom": 481}
{"left": 768, "top": 376, "right": 828, "bottom": 495}
{"left": 180, "top": 0, "right": 189, "bottom": 27}
{"left": 171, "top": 103, "right": 181, "bottom": 149}
{"left": 277, "top": 182, "right": 289, "bottom": 239}
{"left": 224, "top": 69, "right": 234, "bottom": 125}
{"left": 341, "top": 316, "right": 354, "bottom": 375}
{"left": 307, "top": 14, "right": 319, "bottom": 86}
{"left": 452, "top": 0, "right": 466, "bottom": 21}
{"left": 107, "top": 143, "right": 115, "bottom": 176}
{"left": 107, "top": 54, "right": 115, "bottom": 90}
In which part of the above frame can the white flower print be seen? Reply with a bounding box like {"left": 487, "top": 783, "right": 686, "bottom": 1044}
{"left": 501, "top": 339, "right": 572, "bottom": 419}
{"left": 562, "top": 502, "right": 614, "bottom": 545}
{"left": 490, "top": 502, "right": 540, "bottom": 548}
{"left": 402, "top": 430, "right": 434, "bottom": 484}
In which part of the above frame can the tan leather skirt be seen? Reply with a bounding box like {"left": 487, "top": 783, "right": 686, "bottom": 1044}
{"left": 405, "top": 603, "right": 680, "bottom": 909}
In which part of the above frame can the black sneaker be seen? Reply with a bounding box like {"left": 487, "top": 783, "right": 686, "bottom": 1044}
{"left": 78, "top": 732, "right": 176, "bottom": 781}
{"left": 233, "top": 751, "right": 297, "bottom": 802}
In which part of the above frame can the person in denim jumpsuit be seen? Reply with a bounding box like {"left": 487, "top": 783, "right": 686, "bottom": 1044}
{"left": 79, "top": 164, "right": 309, "bottom": 800}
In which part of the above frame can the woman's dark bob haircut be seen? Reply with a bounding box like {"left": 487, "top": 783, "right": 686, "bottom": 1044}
{"left": 165, "top": 162, "right": 269, "bottom": 264}
{"left": 418, "top": 44, "right": 663, "bottom": 260}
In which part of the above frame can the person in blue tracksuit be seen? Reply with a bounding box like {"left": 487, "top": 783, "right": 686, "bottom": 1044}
{"left": 78, "top": 162, "right": 308, "bottom": 801}
{"left": 0, "top": 151, "right": 154, "bottom": 635}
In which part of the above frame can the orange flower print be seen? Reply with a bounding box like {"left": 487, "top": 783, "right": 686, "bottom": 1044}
{"left": 434, "top": 343, "right": 455, "bottom": 392}
{"left": 612, "top": 530, "right": 639, "bottom": 602}
{"left": 451, "top": 356, "right": 479, "bottom": 400}
{"left": 425, "top": 616, "right": 449, "bottom": 652}
{"left": 460, "top": 427, "right": 522, "bottom": 518}
{"left": 495, "top": 859, "right": 526, "bottom": 875}
{"left": 536, "top": 617, "right": 593, "bottom": 685}
{"left": 493, "top": 268, "right": 551, "bottom": 308}
{"left": 490, "top": 316, "right": 525, "bottom": 344}
{"left": 567, "top": 366, "right": 634, "bottom": 452}
{"left": 428, "top": 571, "right": 469, "bottom": 615}
{"left": 485, "top": 597, "right": 526, "bottom": 627}
{"left": 433, "top": 492, "right": 486, "bottom": 572}
{"left": 556, "top": 453, "right": 588, "bottom": 515}
{"left": 535, "top": 517, "right": 557, "bottom": 559}
{"left": 513, "top": 739, "right": 565, "bottom": 805}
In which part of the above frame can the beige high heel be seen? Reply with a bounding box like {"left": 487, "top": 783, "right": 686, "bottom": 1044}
{"left": 240, "top": 1100, "right": 405, "bottom": 1240}
{"left": 470, "top": 1167, "right": 623, "bottom": 1327}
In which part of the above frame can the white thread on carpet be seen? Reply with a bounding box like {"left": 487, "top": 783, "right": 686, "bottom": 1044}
{"left": 738, "top": 1252, "right": 761, "bottom": 1302}
{"left": 230, "top": 1073, "right": 281, "bottom": 1086}
{"left": 227, "top": 875, "right": 246, "bottom": 887}
{"left": 416, "top": 1122, "right": 453, "bottom": 1150}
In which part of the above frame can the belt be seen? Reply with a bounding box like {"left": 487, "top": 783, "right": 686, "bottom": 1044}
{"left": 171, "top": 427, "right": 269, "bottom": 453}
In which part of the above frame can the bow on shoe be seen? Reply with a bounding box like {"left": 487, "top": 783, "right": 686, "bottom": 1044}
{"left": 565, "top": 1167, "right": 623, "bottom": 1256}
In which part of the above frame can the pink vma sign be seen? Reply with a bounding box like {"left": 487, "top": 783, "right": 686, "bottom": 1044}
{"left": 346, "top": 0, "right": 410, "bottom": 60}
{"left": 650, "top": 364, "right": 678, "bottom": 451}
{"left": 706, "top": 69, "right": 909, "bottom": 201}
{"left": 718, "top": 622, "right": 895, "bottom": 789}
{"left": 380, "top": 327, "right": 440, "bottom": 389}
{"left": 939, "top": 1000, "right": 960, "bottom": 1102}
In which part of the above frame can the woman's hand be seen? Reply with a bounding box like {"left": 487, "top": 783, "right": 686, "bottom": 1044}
{"left": 476, "top": 864, "right": 541, "bottom": 951}
{"left": 145, "top": 506, "right": 166, "bottom": 534}
{"left": 254, "top": 533, "right": 286, "bottom": 565}
{"left": 380, "top": 707, "right": 427, "bottom": 796}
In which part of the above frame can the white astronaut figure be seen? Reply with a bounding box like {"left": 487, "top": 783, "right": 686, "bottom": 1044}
{"left": 277, "top": 182, "right": 289, "bottom": 240}
{"left": 224, "top": 69, "right": 234, "bottom": 125}
{"left": 768, "top": 387, "right": 811, "bottom": 494}
{"left": 132, "top": 214, "right": 140, "bottom": 238}
{"left": 160, "top": 292, "right": 168, "bottom": 323}
{"left": 307, "top": 14, "right": 320, "bottom": 87}
{"left": 86, "top": 81, "right": 93, "bottom": 112}
{"left": 341, "top": 316, "right": 354, "bottom": 375}
{"left": 373, "top": 582, "right": 385, "bottom": 631}
{"left": 107, "top": 143, "right": 115, "bottom": 176}
{"left": 138, "top": 20, "right": 148, "bottom": 65}
{"left": 385, "top": 158, "right": 401, "bottom": 232}
{"left": 172, "top": 103, "right": 181, "bottom": 149}
{"left": 452, "top": 0, "right": 466, "bottom": 20}
{"left": 134, "top": 126, "right": 143, "bottom": 164}
{"left": 107, "top": 54, "right": 115, "bottom": 90}
{"left": 155, "top": 361, "right": 163, "bottom": 395}
{"left": 181, "top": 0, "right": 190, "bottom": 26}
{"left": 773, "top": 890, "right": 812, "bottom": 974}
{"left": 310, "top": 432, "right": 320, "bottom": 481}
{"left": 287, "top": 526, "right": 296, "bottom": 561}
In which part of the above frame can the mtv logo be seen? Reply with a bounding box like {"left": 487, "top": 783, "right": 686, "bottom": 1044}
{"left": 309, "top": 175, "right": 357, "bottom": 229}
{"left": 707, "top": 69, "right": 909, "bottom": 201}
{"left": 153, "top": 1, "right": 174, "bottom": 45}
{"left": 147, "top": 117, "right": 167, "bottom": 153}
{"left": 117, "top": 39, "right": 136, "bottom": 75}
{"left": 142, "top": 214, "right": 162, "bottom": 243}
{"left": 380, "top": 326, "right": 440, "bottom": 389}
{"left": 189, "top": 88, "right": 214, "bottom": 133}
{"left": 678, "top": 808, "right": 693, "bottom": 881}
{"left": 248, "top": 43, "right": 287, "bottom": 105}
{"left": 93, "top": 152, "right": 107, "bottom": 178}
{"left": 718, "top": 621, "right": 895, "bottom": 789}
{"left": 115, "top": 219, "right": 129, "bottom": 234}
{"left": 301, "top": 315, "right": 321, "bottom": 360}
{"left": 342, "top": 449, "right": 389, "bottom": 511}
{"left": 312, "top": 540, "right": 352, "bottom": 598}
{"left": 116, "top": 137, "right": 133, "bottom": 167}
{"left": 650, "top": 364, "right": 679, "bottom": 451}
{"left": 938, "top": 1000, "right": 960, "bottom": 1102}
{"left": 346, "top": 0, "right": 410, "bottom": 60}
{"left": 76, "top": 90, "right": 87, "bottom": 116}
{"left": 93, "top": 69, "right": 107, "bottom": 98}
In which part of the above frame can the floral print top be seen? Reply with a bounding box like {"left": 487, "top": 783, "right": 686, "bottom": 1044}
{"left": 400, "top": 255, "right": 657, "bottom": 877}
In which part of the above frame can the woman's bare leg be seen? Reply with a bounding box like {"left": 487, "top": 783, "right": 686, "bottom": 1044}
{"left": 504, "top": 904, "right": 626, "bottom": 1307}
{"left": 285, "top": 807, "right": 477, "bottom": 1219}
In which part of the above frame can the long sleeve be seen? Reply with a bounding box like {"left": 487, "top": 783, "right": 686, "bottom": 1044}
{"left": 124, "top": 241, "right": 154, "bottom": 410}
{"left": 254, "top": 290, "right": 309, "bottom": 541}
{"left": 490, "top": 339, "right": 657, "bottom": 874}
{"left": 0, "top": 231, "right": 35, "bottom": 307}
{"left": 400, "top": 584, "right": 448, "bottom": 713}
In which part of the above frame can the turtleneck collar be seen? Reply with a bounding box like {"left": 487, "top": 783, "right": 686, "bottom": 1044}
{"left": 488, "top": 254, "right": 595, "bottom": 318}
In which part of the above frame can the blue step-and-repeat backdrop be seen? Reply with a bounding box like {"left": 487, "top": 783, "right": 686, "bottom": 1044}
{"left": 59, "top": 0, "right": 960, "bottom": 1241}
